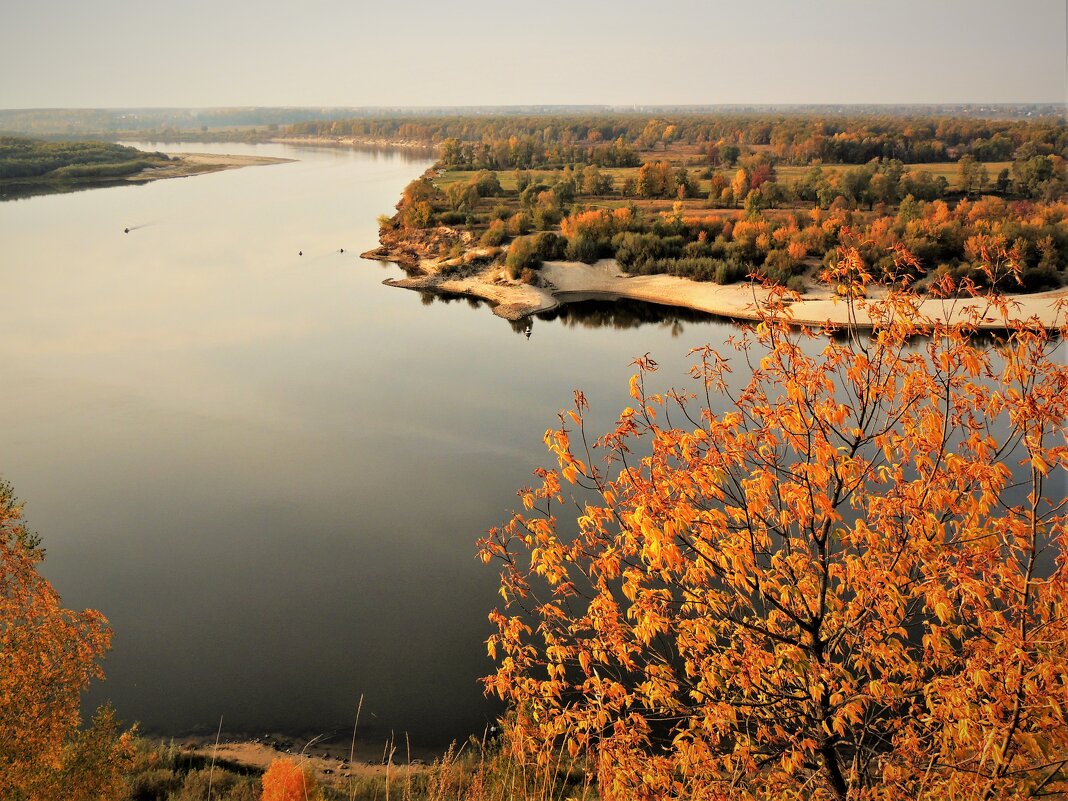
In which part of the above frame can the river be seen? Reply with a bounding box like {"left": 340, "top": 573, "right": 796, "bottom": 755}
{"left": 0, "top": 141, "right": 740, "bottom": 747}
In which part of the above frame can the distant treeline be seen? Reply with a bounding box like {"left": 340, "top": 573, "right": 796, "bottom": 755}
{"left": 1, "top": 104, "right": 1060, "bottom": 137}
{"left": 0, "top": 107, "right": 368, "bottom": 137}
{"left": 0, "top": 137, "right": 169, "bottom": 180}
{"left": 286, "top": 114, "right": 1067, "bottom": 167}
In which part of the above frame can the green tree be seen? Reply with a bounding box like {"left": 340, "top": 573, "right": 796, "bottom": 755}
{"left": 958, "top": 154, "right": 988, "bottom": 196}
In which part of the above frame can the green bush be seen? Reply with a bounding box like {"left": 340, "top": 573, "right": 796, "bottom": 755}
{"left": 480, "top": 219, "right": 507, "bottom": 247}
{"left": 506, "top": 211, "right": 533, "bottom": 236}
{"left": 505, "top": 237, "right": 542, "bottom": 278}
{"left": 437, "top": 210, "right": 466, "bottom": 225}
{"left": 714, "top": 260, "right": 750, "bottom": 284}
{"left": 472, "top": 170, "right": 503, "bottom": 197}
{"left": 613, "top": 232, "right": 684, "bottom": 272}
{"left": 565, "top": 234, "right": 601, "bottom": 264}
{"left": 49, "top": 159, "right": 153, "bottom": 179}
{"left": 533, "top": 232, "right": 567, "bottom": 261}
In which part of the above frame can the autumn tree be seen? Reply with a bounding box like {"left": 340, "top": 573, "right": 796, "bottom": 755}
{"left": 480, "top": 251, "right": 1068, "bottom": 800}
{"left": 444, "top": 181, "right": 478, "bottom": 212}
{"left": 730, "top": 168, "right": 750, "bottom": 207}
{"left": 0, "top": 481, "right": 133, "bottom": 799}
{"left": 636, "top": 161, "right": 677, "bottom": 199}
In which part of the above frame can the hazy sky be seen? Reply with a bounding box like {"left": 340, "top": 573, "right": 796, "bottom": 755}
{"left": 2, "top": 0, "right": 1065, "bottom": 108}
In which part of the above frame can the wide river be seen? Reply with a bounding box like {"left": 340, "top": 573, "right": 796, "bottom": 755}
{"left": 0, "top": 142, "right": 741, "bottom": 748}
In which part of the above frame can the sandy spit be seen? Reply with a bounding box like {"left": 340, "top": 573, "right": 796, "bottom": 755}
{"left": 126, "top": 152, "right": 294, "bottom": 182}
{"left": 378, "top": 257, "right": 1068, "bottom": 329}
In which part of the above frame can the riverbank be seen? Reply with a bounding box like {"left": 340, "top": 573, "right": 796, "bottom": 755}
{"left": 272, "top": 134, "right": 435, "bottom": 151}
{"left": 173, "top": 731, "right": 440, "bottom": 780}
{"left": 364, "top": 245, "right": 1068, "bottom": 330}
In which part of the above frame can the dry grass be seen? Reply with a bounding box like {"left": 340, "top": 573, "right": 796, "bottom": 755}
{"left": 127, "top": 733, "right": 598, "bottom": 801}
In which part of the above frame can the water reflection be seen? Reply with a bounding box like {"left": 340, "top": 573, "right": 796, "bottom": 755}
{"left": 537, "top": 294, "right": 728, "bottom": 334}
{"left": 417, "top": 290, "right": 728, "bottom": 338}
{"left": 0, "top": 179, "right": 139, "bottom": 202}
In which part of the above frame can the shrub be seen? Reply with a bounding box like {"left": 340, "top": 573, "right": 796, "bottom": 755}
{"left": 480, "top": 219, "right": 507, "bottom": 247}
{"left": 505, "top": 237, "right": 542, "bottom": 278}
{"left": 437, "top": 210, "right": 466, "bottom": 225}
{"left": 613, "top": 232, "right": 685, "bottom": 272}
{"left": 260, "top": 758, "right": 317, "bottom": 801}
{"left": 506, "top": 211, "right": 533, "bottom": 237}
{"left": 533, "top": 232, "right": 567, "bottom": 261}
{"left": 565, "top": 234, "right": 602, "bottom": 264}
{"left": 714, "top": 260, "right": 750, "bottom": 284}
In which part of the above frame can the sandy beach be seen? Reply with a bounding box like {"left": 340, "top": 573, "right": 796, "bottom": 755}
{"left": 126, "top": 152, "right": 294, "bottom": 182}
{"left": 376, "top": 256, "right": 1068, "bottom": 330}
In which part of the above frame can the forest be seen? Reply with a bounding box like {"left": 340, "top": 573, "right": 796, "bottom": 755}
{"left": 371, "top": 111, "right": 1067, "bottom": 293}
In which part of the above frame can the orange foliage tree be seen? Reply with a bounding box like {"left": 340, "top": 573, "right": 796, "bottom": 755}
{"left": 261, "top": 757, "right": 319, "bottom": 801}
{"left": 480, "top": 251, "right": 1068, "bottom": 800}
{"left": 0, "top": 481, "right": 132, "bottom": 799}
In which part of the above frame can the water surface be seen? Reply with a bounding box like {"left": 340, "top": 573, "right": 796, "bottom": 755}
{"left": 0, "top": 142, "right": 739, "bottom": 746}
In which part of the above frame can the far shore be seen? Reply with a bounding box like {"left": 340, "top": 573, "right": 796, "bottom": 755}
{"left": 271, "top": 135, "right": 435, "bottom": 151}
{"left": 363, "top": 250, "right": 1068, "bottom": 331}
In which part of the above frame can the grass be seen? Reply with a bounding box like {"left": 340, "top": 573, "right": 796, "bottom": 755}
{"left": 123, "top": 734, "right": 598, "bottom": 801}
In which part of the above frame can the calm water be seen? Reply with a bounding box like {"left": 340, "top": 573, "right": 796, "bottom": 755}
{"left": 0, "top": 142, "right": 740, "bottom": 746}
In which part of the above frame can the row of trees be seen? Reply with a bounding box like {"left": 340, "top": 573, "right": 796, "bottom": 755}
{"left": 288, "top": 113, "right": 1066, "bottom": 166}
{"left": 438, "top": 136, "right": 640, "bottom": 170}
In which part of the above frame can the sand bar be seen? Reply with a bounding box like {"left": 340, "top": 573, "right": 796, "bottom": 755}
{"left": 377, "top": 256, "right": 1068, "bottom": 330}
{"left": 125, "top": 152, "right": 294, "bottom": 182}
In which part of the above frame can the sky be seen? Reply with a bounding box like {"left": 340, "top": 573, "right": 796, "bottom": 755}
{"left": 1, "top": 0, "right": 1065, "bottom": 108}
